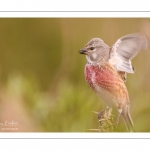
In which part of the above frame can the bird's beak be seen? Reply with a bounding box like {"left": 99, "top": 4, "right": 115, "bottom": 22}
{"left": 78, "top": 48, "right": 87, "bottom": 55}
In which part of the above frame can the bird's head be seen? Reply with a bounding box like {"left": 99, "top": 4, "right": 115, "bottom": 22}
{"left": 79, "top": 38, "right": 110, "bottom": 64}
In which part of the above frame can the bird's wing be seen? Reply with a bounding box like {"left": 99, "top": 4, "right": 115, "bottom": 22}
{"left": 109, "top": 33, "right": 148, "bottom": 73}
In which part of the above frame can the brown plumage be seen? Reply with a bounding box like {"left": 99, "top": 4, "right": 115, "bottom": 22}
{"left": 117, "top": 71, "right": 127, "bottom": 82}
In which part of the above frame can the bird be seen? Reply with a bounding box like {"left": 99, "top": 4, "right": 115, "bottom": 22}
{"left": 78, "top": 33, "right": 148, "bottom": 132}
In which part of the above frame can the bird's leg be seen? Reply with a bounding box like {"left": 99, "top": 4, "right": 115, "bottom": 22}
{"left": 115, "top": 108, "right": 122, "bottom": 127}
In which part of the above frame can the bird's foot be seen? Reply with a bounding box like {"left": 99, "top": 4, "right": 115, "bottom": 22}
{"left": 113, "top": 109, "right": 122, "bottom": 128}
{"left": 114, "top": 109, "right": 122, "bottom": 127}
{"left": 114, "top": 119, "right": 119, "bottom": 128}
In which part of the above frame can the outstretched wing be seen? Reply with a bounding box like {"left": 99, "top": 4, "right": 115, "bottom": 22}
{"left": 109, "top": 33, "right": 148, "bottom": 74}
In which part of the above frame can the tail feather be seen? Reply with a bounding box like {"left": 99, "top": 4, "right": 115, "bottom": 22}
{"left": 121, "top": 104, "right": 135, "bottom": 132}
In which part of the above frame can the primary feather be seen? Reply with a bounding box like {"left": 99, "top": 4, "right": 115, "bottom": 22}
{"left": 109, "top": 33, "right": 148, "bottom": 73}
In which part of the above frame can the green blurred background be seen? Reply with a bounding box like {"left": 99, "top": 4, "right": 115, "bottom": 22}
{"left": 0, "top": 18, "right": 150, "bottom": 132}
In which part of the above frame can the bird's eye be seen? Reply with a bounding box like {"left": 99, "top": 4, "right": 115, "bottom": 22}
{"left": 90, "top": 47, "right": 95, "bottom": 50}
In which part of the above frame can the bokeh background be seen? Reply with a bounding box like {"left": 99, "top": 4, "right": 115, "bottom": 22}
{"left": 0, "top": 18, "right": 150, "bottom": 132}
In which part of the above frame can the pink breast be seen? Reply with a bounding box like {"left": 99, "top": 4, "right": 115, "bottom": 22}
{"left": 84, "top": 64, "right": 116, "bottom": 90}
{"left": 84, "top": 64, "right": 129, "bottom": 106}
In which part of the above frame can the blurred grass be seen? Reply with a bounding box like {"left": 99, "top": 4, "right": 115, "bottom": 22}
{"left": 0, "top": 74, "right": 104, "bottom": 132}
{"left": 0, "top": 18, "right": 150, "bottom": 132}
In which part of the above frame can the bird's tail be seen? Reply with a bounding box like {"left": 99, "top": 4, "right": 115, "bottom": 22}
{"left": 121, "top": 104, "right": 135, "bottom": 132}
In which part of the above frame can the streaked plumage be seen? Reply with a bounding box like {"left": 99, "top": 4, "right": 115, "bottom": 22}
{"left": 79, "top": 33, "right": 148, "bottom": 132}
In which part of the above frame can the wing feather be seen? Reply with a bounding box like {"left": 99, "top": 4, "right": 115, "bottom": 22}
{"left": 109, "top": 33, "right": 148, "bottom": 73}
